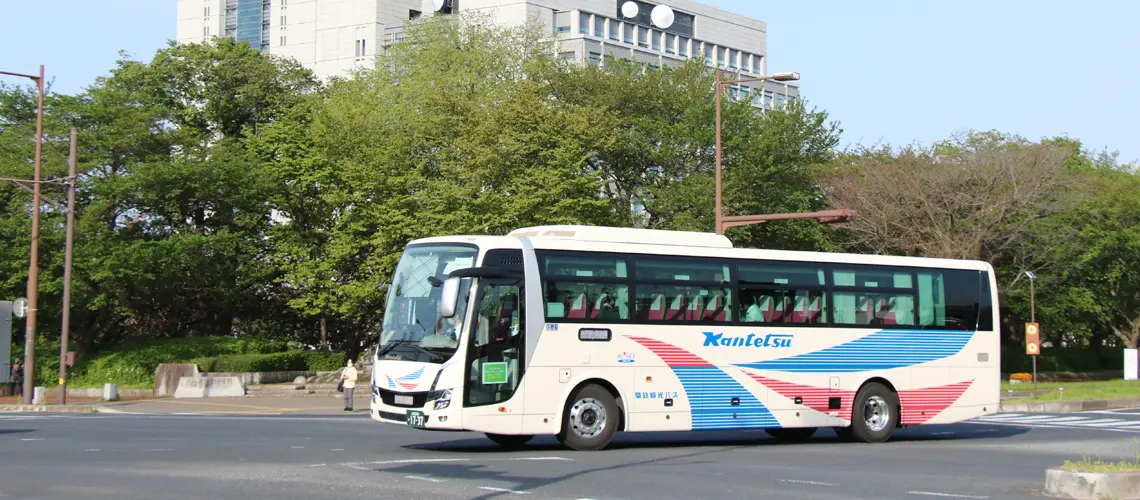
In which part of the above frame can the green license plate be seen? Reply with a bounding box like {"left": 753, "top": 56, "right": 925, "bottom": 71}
{"left": 406, "top": 410, "right": 426, "bottom": 428}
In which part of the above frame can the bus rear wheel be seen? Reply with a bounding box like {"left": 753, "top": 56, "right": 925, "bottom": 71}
{"left": 557, "top": 384, "right": 618, "bottom": 451}
{"left": 764, "top": 427, "right": 818, "bottom": 443}
{"left": 848, "top": 382, "right": 898, "bottom": 443}
{"left": 485, "top": 433, "right": 533, "bottom": 449}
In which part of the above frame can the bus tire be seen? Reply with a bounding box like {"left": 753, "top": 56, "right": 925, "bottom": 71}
{"left": 849, "top": 382, "right": 898, "bottom": 443}
{"left": 764, "top": 427, "right": 818, "bottom": 443}
{"left": 485, "top": 433, "right": 533, "bottom": 449}
{"left": 557, "top": 384, "right": 618, "bottom": 451}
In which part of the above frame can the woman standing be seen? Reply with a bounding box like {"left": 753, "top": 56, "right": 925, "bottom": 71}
{"left": 340, "top": 359, "right": 358, "bottom": 413}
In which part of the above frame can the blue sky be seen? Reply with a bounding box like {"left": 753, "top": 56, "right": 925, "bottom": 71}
{"left": 1, "top": 0, "right": 1137, "bottom": 162}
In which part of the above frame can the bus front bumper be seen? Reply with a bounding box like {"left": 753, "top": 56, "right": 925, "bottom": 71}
{"left": 369, "top": 388, "right": 462, "bottom": 431}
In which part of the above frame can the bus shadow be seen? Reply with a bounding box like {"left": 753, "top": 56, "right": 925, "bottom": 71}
{"left": 405, "top": 424, "right": 1030, "bottom": 453}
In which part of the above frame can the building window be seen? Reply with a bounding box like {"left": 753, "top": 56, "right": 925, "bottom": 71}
{"left": 280, "top": 35, "right": 286, "bottom": 46}
{"left": 594, "top": 16, "right": 604, "bottom": 37}
{"left": 651, "top": 31, "right": 661, "bottom": 51}
{"left": 588, "top": 51, "right": 602, "bottom": 65}
{"left": 554, "top": 12, "right": 571, "bottom": 33}
{"left": 280, "top": 15, "right": 286, "bottom": 25}
{"left": 579, "top": 12, "right": 589, "bottom": 34}
{"left": 559, "top": 51, "right": 576, "bottom": 61}
{"left": 409, "top": 9, "right": 421, "bottom": 19}
{"left": 614, "top": 0, "right": 695, "bottom": 38}
{"left": 678, "top": 37, "right": 688, "bottom": 56}
{"left": 608, "top": 19, "right": 618, "bottom": 40}
{"left": 624, "top": 24, "right": 633, "bottom": 43}
{"left": 637, "top": 27, "right": 649, "bottom": 48}
{"left": 665, "top": 33, "right": 676, "bottom": 54}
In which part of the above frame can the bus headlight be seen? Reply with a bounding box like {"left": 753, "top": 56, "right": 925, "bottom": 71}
{"left": 430, "top": 389, "right": 452, "bottom": 410}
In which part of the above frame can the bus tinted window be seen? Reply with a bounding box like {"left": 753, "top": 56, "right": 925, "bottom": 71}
{"left": 833, "top": 268, "right": 916, "bottom": 326}
{"left": 740, "top": 264, "right": 827, "bottom": 324}
{"left": 543, "top": 254, "right": 627, "bottom": 278}
{"left": 978, "top": 272, "right": 994, "bottom": 331}
{"left": 917, "top": 269, "right": 983, "bottom": 330}
{"left": 543, "top": 282, "right": 630, "bottom": 321}
{"left": 634, "top": 284, "right": 732, "bottom": 322}
{"left": 635, "top": 258, "right": 730, "bottom": 282}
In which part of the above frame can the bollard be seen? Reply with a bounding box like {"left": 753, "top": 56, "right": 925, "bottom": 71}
{"left": 103, "top": 383, "right": 118, "bottom": 402}
{"left": 1059, "top": 387, "right": 1064, "bottom": 402}
{"left": 32, "top": 386, "right": 46, "bottom": 405}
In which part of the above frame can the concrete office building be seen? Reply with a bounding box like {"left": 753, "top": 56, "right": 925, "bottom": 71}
{"left": 176, "top": 0, "right": 798, "bottom": 106}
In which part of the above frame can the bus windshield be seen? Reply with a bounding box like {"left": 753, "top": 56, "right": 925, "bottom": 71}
{"left": 377, "top": 244, "right": 477, "bottom": 364}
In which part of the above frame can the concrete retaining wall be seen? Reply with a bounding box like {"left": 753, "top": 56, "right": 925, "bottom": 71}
{"left": 1046, "top": 468, "right": 1140, "bottom": 499}
{"left": 43, "top": 387, "right": 153, "bottom": 398}
{"left": 154, "top": 364, "right": 200, "bottom": 397}
{"left": 1002, "top": 397, "right": 1140, "bottom": 413}
{"left": 203, "top": 371, "right": 313, "bottom": 386}
{"left": 173, "top": 376, "right": 246, "bottom": 398}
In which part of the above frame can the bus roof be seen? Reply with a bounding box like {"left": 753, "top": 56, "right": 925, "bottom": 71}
{"left": 406, "top": 225, "right": 993, "bottom": 272}
{"left": 508, "top": 225, "right": 733, "bottom": 249}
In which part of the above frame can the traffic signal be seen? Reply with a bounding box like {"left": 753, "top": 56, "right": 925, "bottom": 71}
{"left": 1026, "top": 322, "right": 1040, "bottom": 356}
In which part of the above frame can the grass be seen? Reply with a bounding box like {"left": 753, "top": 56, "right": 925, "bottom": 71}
{"left": 1002, "top": 379, "right": 1140, "bottom": 402}
{"left": 1062, "top": 438, "right": 1140, "bottom": 473}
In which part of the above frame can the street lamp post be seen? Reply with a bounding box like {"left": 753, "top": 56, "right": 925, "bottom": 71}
{"left": 1026, "top": 271, "right": 1038, "bottom": 399}
{"left": 0, "top": 66, "right": 45, "bottom": 405}
{"left": 713, "top": 70, "right": 853, "bottom": 234}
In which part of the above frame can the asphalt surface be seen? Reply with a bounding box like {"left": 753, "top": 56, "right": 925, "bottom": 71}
{"left": 5, "top": 410, "right": 1140, "bottom": 499}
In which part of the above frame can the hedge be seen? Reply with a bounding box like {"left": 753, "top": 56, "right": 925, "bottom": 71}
{"left": 10, "top": 337, "right": 292, "bottom": 388}
{"left": 1001, "top": 345, "right": 1124, "bottom": 374}
{"left": 191, "top": 350, "right": 345, "bottom": 373}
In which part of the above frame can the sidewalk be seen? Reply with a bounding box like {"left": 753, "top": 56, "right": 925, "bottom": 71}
{"left": 98, "top": 396, "right": 366, "bottom": 415}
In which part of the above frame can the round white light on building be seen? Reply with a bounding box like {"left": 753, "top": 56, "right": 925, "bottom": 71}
{"left": 431, "top": 0, "right": 446, "bottom": 10}
{"left": 420, "top": 0, "right": 436, "bottom": 16}
{"left": 651, "top": 5, "right": 675, "bottom": 28}
{"left": 621, "top": 1, "right": 639, "bottom": 18}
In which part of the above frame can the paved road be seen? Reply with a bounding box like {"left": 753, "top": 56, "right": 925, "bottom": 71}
{"left": 5, "top": 410, "right": 1140, "bottom": 500}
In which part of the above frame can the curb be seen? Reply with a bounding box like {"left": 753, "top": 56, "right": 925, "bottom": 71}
{"left": 0, "top": 404, "right": 103, "bottom": 413}
{"left": 1001, "top": 397, "right": 1140, "bottom": 413}
{"left": 1046, "top": 468, "right": 1140, "bottom": 499}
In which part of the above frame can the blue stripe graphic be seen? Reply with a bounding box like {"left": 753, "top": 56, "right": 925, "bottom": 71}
{"left": 735, "top": 329, "right": 974, "bottom": 373}
{"left": 398, "top": 367, "right": 425, "bottom": 381}
{"left": 673, "top": 367, "right": 778, "bottom": 430}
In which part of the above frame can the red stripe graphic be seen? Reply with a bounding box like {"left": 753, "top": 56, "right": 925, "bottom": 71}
{"left": 626, "top": 336, "right": 713, "bottom": 367}
{"left": 743, "top": 372, "right": 854, "bottom": 417}
{"left": 898, "top": 380, "right": 973, "bottom": 425}
{"left": 743, "top": 371, "right": 973, "bottom": 425}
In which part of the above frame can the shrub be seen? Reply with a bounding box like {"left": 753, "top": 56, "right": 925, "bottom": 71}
{"left": 191, "top": 350, "right": 346, "bottom": 373}
{"left": 1010, "top": 373, "right": 1033, "bottom": 382}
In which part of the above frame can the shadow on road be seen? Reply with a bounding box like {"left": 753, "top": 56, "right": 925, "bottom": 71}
{"left": 406, "top": 423, "right": 1031, "bottom": 453}
{"left": 0, "top": 429, "right": 35, "bottom": 435}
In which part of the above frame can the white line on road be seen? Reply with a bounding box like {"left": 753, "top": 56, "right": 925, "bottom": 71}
{"left": 85, "top": 449, "right": 99, "bottom": 452}
{"left": 930, "top": 432, "right": 955, "bottom": 436}
{"left": 291, "top": 446, "right": 305, "bottom": 449}
{"left": 310, "top": 464, "right": 327, "bottom": 467}
{"left": 908, "top": 491, "right": 988, "bottom": 499}
{"left": 330, "top": 448, "right": 344, "bottom": 451}
{"left": 479, "top": 486, "right": 529, "bottom": 495}
{"left": 405, "top": 475, "right": 446, "bottom": 483}
{"left": 19, "top": 438, "right": 44, "bottom": 441}
{"left": 779, "top": 479, "right": 837, "bottom": 486}
{"left": 510, "top": 457, "right": 573, "bottom": 461}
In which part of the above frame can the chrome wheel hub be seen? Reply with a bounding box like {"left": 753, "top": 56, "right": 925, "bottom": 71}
{"left": 569, "top": 397, "right": 606, "bottom": 439}
{"left": 864, "top": 395, "right": 890, "bottom": 432}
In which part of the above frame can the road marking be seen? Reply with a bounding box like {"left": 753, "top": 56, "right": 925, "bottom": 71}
{"left": 908, "top": 491, "right": 988, "bottom": 499}
{"left": 291, "top": 446, "right": 305, "bottom": 449}
{"left": 405, "top": 475, "right": 446, "bottom": 483}
{"left": 19, "top": 438, "right": 45, "bottom": 441}
{"left": 479, "top": 486, "right": 529, "bottom": 495}
{"left": 86, "top": 449, "right": 100, "bottom": 452}
{"left": 310, "top": 464, "right": 327, "bottom": 467}
{"left": 779, "top": 479, "right": 837, "bottom": 486}
{"left": 330, "top": 448, "right": 344, "bottom": 451}
{"left": 930, "top": 432, "right": 955, "bottom": 436}
{"left": 511, "top": 457, "right": 573, "bottom": 461}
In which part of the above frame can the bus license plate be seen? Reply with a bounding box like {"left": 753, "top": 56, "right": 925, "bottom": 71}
{"left": 395, "top": 395, "right": 413, "bottom": 406}
{"left": 406, "top": 411, "right": 426, "bottom": 428}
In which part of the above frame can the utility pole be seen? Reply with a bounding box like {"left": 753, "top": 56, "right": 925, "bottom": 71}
{"left": 58, "top": 129, "right": 77, "bottom": 405}
{"left": 0, "top": 66, "right": 46, "bottom": 405}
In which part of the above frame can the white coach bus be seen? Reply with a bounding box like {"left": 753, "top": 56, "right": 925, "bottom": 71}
{"left": 370, "top": 225, "right": 1000, "bottom": 451}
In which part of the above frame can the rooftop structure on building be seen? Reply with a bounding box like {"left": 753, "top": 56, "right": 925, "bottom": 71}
{"left": 176, "top": 0, "right": 798, "bottom": 108}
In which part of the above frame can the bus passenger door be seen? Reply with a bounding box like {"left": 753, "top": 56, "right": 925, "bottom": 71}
{"left": 463, "top": 279, "right": 526, "bottom": 432}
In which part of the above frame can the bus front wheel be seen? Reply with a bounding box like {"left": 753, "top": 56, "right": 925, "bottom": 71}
{"left": 557, "top": 384, "right": 618, "bottom": 451}
{"left": 486, "top": 433, "right": 533, "bottom": 449}
{"left": 848, "top": 382, "right": 898, "bottom": 443}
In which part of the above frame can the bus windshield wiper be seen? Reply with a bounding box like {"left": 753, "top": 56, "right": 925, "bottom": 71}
{"left": 377, "top": 338, "right": 446, "bottom": 361}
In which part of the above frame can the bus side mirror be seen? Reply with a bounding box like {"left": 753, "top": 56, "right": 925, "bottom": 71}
{"left": 440, "top": 277, "right": 461, "bottom": 318}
